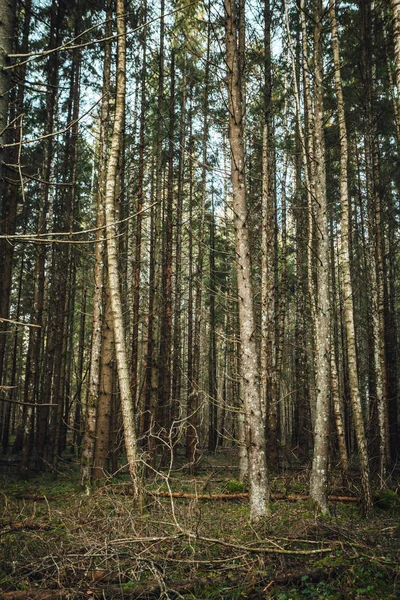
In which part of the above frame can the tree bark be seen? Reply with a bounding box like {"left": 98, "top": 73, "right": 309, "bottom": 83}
{"left": 80, "top": 0, "right": 112, "bottom": 491}
{"left": 131, "top": 2, "right": 147, "bottom": 414}
{"left": 391, "top": 0, "right": 400, "bottom": 119}
{"left": 261, "top": 0, "right": 278, "bottom": 469}
{"left": 93, "top": 286, "right": 114, "bottom": 483}
{"left": 104, "top": 0, "right": 138, "bottom": 485}
{"left": 309, "top": 0, "right": 331, "bottom": 515}
{"left": 0, "top": 0, "right": 16, "bottom": 385}
{"left": 225, "top": 0, "right": 270, "bottom": 521}
{"left": 329, "top": 0, "right": 372, "bottom": 511}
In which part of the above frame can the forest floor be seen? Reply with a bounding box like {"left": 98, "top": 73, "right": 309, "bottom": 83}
{"left": 0, "top": 449, "right": 399, "bottom": 599}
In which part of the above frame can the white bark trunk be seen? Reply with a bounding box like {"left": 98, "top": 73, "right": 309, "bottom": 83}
{"left": 104, "top": 0, "right": 138, "bottom": 485}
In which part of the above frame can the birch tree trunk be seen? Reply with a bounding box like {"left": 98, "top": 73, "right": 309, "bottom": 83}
{"left": 104, "top": 0, "right": 138, "bottom": 485}
{"left": 225, "top": 0, "right": 269, "bottom": 521}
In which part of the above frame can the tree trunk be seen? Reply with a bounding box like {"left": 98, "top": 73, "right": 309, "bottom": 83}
{"left": 93, "top": 285, "right": 114, "bottom": 483}
{"left": 0, "top": 0, "right": 16, "bottom": 386}
{"left": 79, "top": 0, "right": 112, "bottom": 491}
{"left": 208, "top": 193, "right": 218, "bottom": 453}
{"left": 104, "top": 0, "right": 138, "bottom": 485}
{"left": 309, "top": 0, "right": 331, "bottom": 515}
{"left": 391, "top": 0, "right": 400, "bottom": 119}
{"left": 131, "top": 2, "right": 147, "bottom": 415}
{"left": 329, "top": 0, "right": 372, "bottom": 511}
{"left": 157, "top": 51, "right": 175, "bottom": 439}
{"left": 261, "top": 0, "right": 278, "bottom": 469}
{"left": 225, "top": 0, "right": 270, "bottom": 521}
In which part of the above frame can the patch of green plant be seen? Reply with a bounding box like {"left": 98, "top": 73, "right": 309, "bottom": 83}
{"left": 0, "top": 567, "right": 14, "bottom": 590}
{"left": 192, "top": 583, "right": 245, "bottom": 599}
{"left": 225, "top": 480, "right": 246, "bottom": 493}
{"left": 119, "top": 580, "right": 136, "bottom": 591}
{"left": 291, "top": 483, "right": 305, "bottom": 492}
{"left": 373, "top": 489, "right": 400, "bottom": 512}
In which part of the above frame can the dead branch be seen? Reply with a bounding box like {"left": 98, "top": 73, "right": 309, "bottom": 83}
{"left": 1, "top": 592, "right": 67, "bottom": 599}
{"left": 0, "top": 317, "right": 40, "bottom": 328}
{"left": 189, "top": 533, "right": 336, "bottom": 555}
{"left": 151, "top": 491, "right": 360, "bottom": 503}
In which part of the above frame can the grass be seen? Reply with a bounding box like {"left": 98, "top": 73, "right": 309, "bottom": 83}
{"left": 0, "top": 452, "right": 399, "bottom": 598}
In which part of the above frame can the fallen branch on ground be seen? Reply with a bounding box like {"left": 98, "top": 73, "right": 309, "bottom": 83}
{"left": 2, "top": 592, "right": 67, "bottom": 599}
{"left": 189, "top": 533, "right": 336, "bottom": 555}
{"left": 150, "top": 491, "right": 360, "bottom": 503}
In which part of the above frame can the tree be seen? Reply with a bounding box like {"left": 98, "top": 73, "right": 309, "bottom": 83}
{"left": 225, "top": 0, "right": 270, "bottom": 521}
{"left": 80, "top": 0, "right": 112, "bottom": 491}
{"left": 308, "top": 0, "right": 331, "bottom": 515}
{"left": 329, "top": 0, "right": 372, "bottom": 513}
{"left": 103, "top": 0, "right": 138, "bottom": 486}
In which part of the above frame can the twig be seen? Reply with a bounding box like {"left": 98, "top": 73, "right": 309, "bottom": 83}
{"left": 187, "top": 533, "right": 336, "bottom": 556}
{"left": 0, "top": 317, "right": 40, "bottom": 328}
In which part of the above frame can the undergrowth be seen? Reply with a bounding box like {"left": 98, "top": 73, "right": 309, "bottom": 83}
{"left": 0, "top": 451, "right": 399, "bottom": 598}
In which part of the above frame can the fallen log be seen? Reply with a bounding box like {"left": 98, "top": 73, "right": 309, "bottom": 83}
{"left": 92, "top": 565, "right": 349, "bottom": 599}
{"left": 1, "top": 591, "right": 67, "bottom": 599}
{"left": 151, "top": 491, "right": 360, "bottom": 503}
{"left": 0, "top": 519, "right": 51, "bottom": 534}
{"left": 13, "top": 494, "right": 56, "bottom": 502}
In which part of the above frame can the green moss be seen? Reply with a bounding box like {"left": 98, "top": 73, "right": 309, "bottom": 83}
{"left": 225, "top": 480, "right": 246, "bottom": 493}
{"left": 373, "top": 489, "right": 400, "bottom": 512}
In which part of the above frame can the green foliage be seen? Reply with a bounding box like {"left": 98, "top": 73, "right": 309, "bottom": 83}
{"left": 373, "top": 489, "right": 400, "bottom": 512}
{"left": 225, "top": 480, "right": 246, "bottom": 494}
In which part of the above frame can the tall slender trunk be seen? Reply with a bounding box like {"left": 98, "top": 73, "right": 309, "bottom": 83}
{"left": 0, "top": 0, "right": 16, "bottom": 386}
{"left": 131, "top": 4, "right": 147, "bottom": 412}
{"left": 208, "top": 193, "right": 218, "bottom": 453}
{"left": 172, "top": 52, "right": 187, "bottom": 428}
{"left": 329, "top": 0, "right": 372, "bottom": 511}
{"left": 361, "top": 0, "right": 390, "bottom": 484}
{"left": 225, "top": 0, "right": 269, "bottom": 521}
{"left": 309, "top": 0, "right": 331, "bottom": 515}
{"left": 80, "top": 0, "right": 112, "bottom": 490}
{"left": 104, "top": 0, "right": 138, "bottom": 485}
{"left": 148, "top": 0, "right": 165, "bottom": 441}
{"left": 186, "top": 104, "right": 195, "bottom": 462}
{"left": 261, "top": 0, "right": 278, "bottom": 468}
{"left": 157, "top": 51, "right": 175, "bottom": 437}
{"left": 391, "top": 0, "right": 400, "bottom": 119}
{"left": 283, "top": 0, "right": 311, "bottom": 458}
